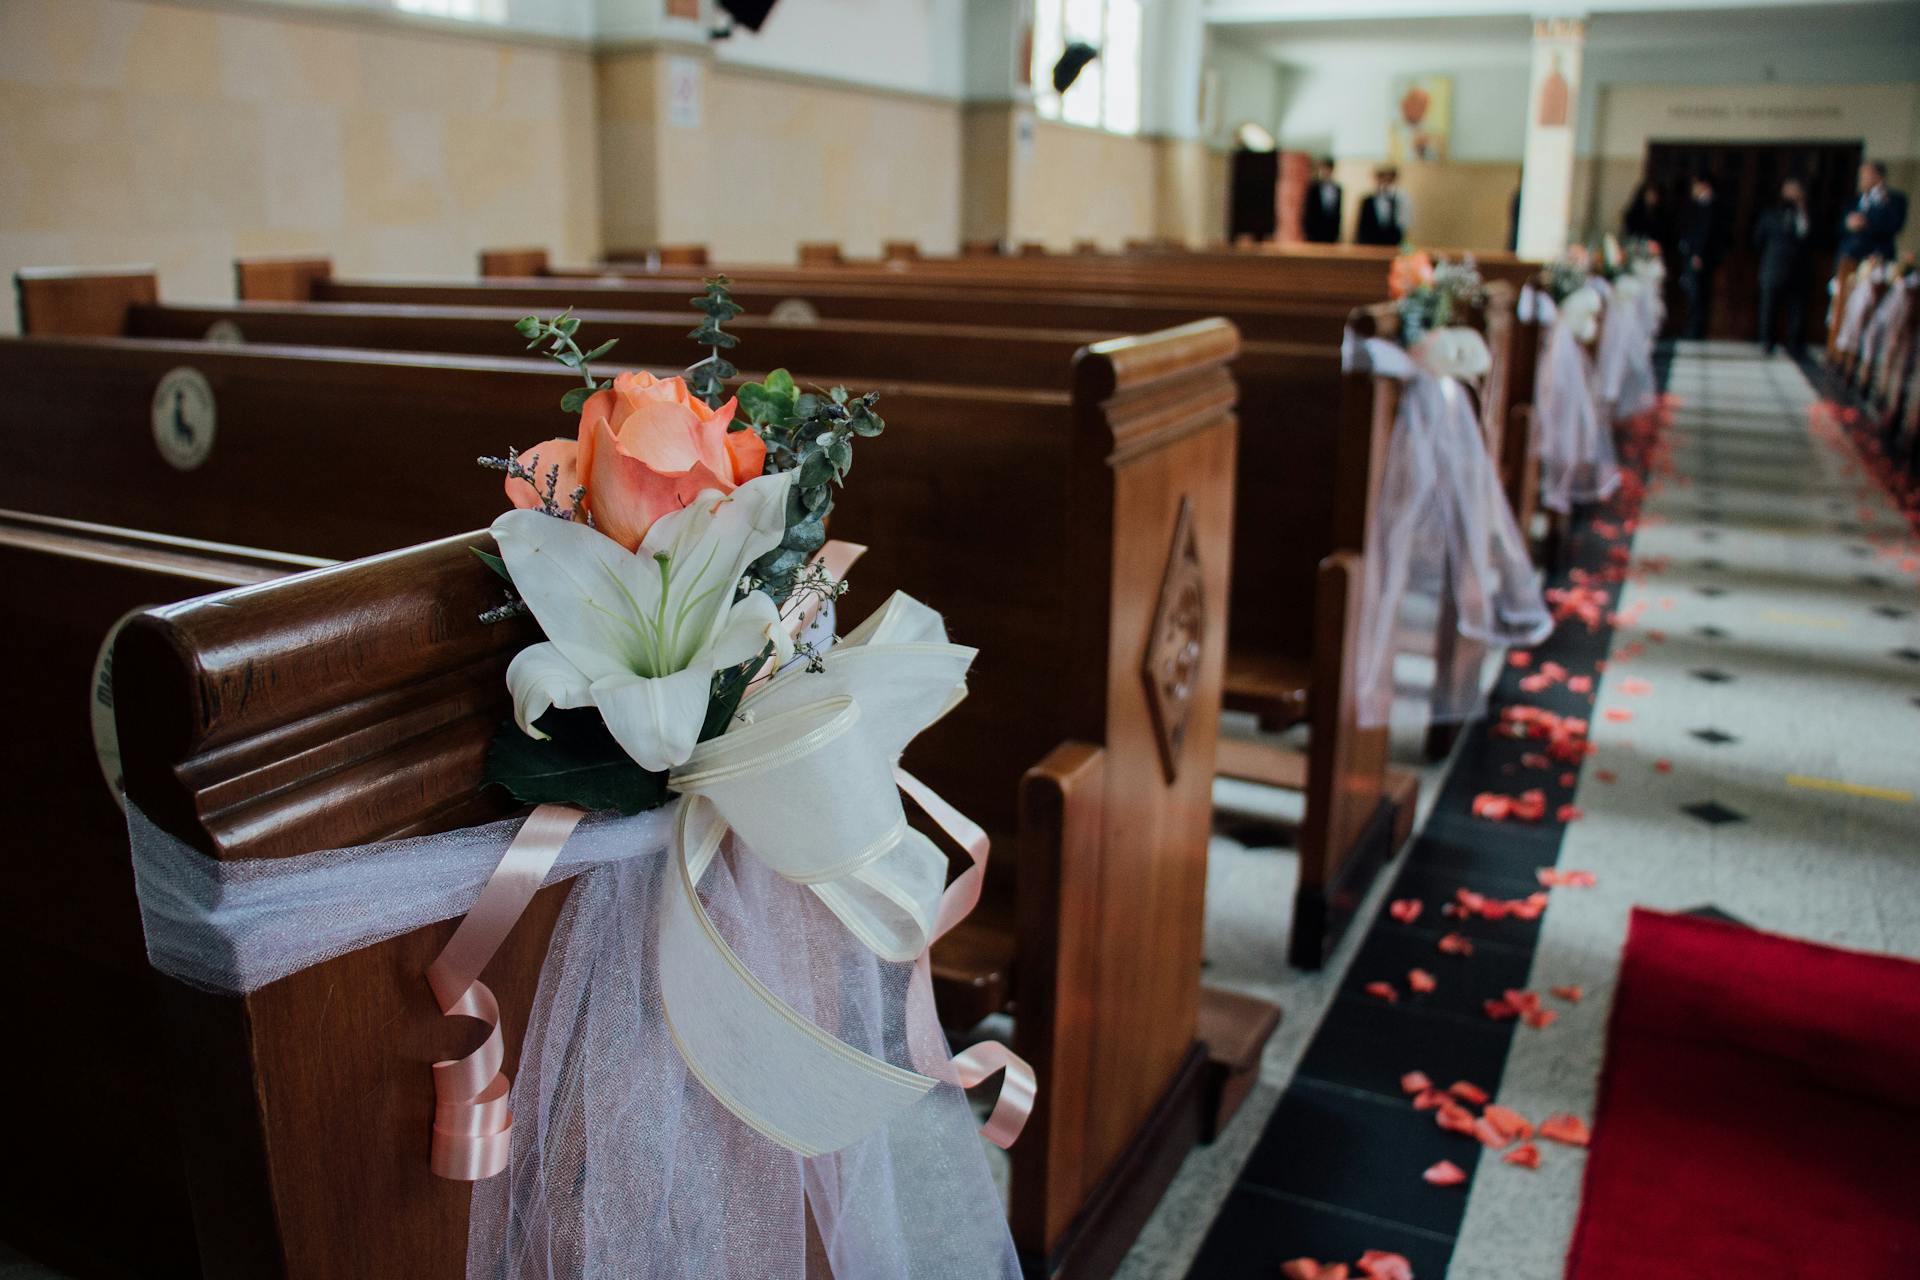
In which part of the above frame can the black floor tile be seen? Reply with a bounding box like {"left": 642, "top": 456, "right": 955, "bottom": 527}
{"left": 1182, "top": 1185, "right": 1454, "bottom": 1280}
{"left": 1236, "top": 1081, "right": 1492, "bottom": 1237}
{"left": 1681, "top": 800, "right": 1747, "bottom": 825}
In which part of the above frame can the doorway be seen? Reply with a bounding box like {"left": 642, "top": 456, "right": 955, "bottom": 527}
{"left": 1641, "top": 141, "right": 1862, "bottom": 342}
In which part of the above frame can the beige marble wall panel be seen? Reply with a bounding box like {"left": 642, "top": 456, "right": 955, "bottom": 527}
{"left": 0, "top": 0, "right": 601, "bottom": 333}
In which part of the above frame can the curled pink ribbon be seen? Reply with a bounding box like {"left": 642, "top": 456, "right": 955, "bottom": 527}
{"left": 426, "top": 804, "right": 584, "bottom": 1180}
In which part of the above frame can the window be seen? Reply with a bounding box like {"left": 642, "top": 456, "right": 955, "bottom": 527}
{"left": 1030, "top": 0, "right": 1143, "bottom": 136}
{"left": 395, "top": 0, "right": 509, "bottom": 22}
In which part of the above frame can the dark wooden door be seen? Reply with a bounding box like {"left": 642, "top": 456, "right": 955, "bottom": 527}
{"left": 1230, "top": 149, "right": 1279, "bottom": 243}
{"left": 1643, "top": 140, "right": 1862, "bottom": 341}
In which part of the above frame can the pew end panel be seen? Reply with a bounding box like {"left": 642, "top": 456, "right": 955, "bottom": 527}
{"left": 15, "top": 265, "right": 157, "bottom": 336}
{"left": 235, "top": 256, "right": 333, "bottom": 303}
{"left": 477, "top": 247, "right": 551, "bottom": 277}
{"left": 0, "top": 512, "right": 325, "bottom": 1278}
{"left": 113, "top": 534, "right": 553, "bottom": 1280}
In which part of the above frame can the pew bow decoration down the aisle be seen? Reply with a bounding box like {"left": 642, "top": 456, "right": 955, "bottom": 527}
{"left": 126, "top": 281, "right": 1031, "bottom": 1278}
{"left": 1832, "top": 256, "right": 1884, "bottom": 357}
{"left": 1533, "top": 275, "right": 1622, "bottom": 514}
{"left": 1349, "top": 254, "right": 1552, "bottom": 726}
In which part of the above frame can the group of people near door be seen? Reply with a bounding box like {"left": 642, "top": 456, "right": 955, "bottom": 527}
{"left": 1621, "top": 160, "right": 1908, "bottom": 355}
{"left": 1300, "top": 158, "right": 1413, "bottom": 247}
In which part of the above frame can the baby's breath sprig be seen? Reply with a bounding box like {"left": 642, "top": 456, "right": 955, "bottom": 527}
{"left": 515, "top": 310, "right": 620, "bottom": 414}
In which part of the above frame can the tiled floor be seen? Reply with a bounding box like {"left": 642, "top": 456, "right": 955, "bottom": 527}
{"left": 1118, "top": 342, "right": 1920, "bottom": 1280}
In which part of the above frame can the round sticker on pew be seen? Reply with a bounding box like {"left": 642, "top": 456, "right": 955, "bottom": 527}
{"left": 90, "top": 607, "right": 153, "bottom": 811}
{"left": 204, "top": 319, "right": 245, "bottom": 345}
{"left": 150, "top": 367, "right": 217, "bottom": 471}
{"left": 769, "top": 299, "right": 820, "bottom": 326}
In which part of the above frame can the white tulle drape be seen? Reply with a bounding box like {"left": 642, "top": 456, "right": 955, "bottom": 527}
{"left": 1859, "top": 279, "right": 1911, "bottom": 382}
{"left": 1598, "top": 276, "right": 1661, "bottom": 421}
{"left": 1533, "top": 290, "right": 1622, "bottom": 514}
{"left": 1833, "top": 269, "right": 1880, "bottom": 355}
{"left": 1346, "top": 334, "right": 1553, "bottom": 729}
{"left": 125, "top": 799, "right": 1021, "bottom": 1280}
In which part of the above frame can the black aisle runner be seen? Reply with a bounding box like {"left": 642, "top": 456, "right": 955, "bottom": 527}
{"left": 1181, "top": 350, "right": 1673, "bottom": 1278}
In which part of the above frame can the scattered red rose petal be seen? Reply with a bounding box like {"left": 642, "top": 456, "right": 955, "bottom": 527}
{"left": 1654, "top": 758, "right": 1672, "bottom": 773}
{"left": 1567, "top": 675, "right": 1593, "bottom": 695}
{"left": 1522, "top": 1008, "right": 1559, "bottom": 1030}
{"left": 1540, "top": 1113, "right": 1592, "bottom": 1147}
{"left": 1364, "top": 981, "right": 1398, "bottom": 1003}
{"left": 1503, "top": 1142, "right": 1542, "bottom": 1169}
{"left": 1518, "top": 674, "right": 1552, "bottom": 693}
{"left": 1537, "top": 868, "right": 1597, "bottom": 888}
{"left": 1621, "top": 677, "right": 1652, "bottom": 695}
{"left": 1423, "top": 1159, "right": 1468, "bottom": 1186}
{"left": 1503, "top": 989, "right": 1543, "bottom": 1015}
{"left": 1449, "top": 1080, "right": 1489, "bottom": 1105}
{"left": 1596, "top": 769, "right": 1617, "bottom": 784}
{"left": 1559, "top": 772, "right": 1576, "bottom": 786}
{"left": 1408, "top": 968, "right": 1437, "bottom": 994}
{"left": 1436, "top": 1102, "right": 1478, "bottom": 1136}
{"left": 1556, "top": 803, "right": 1584, "bottom": 822}
{"left": 1389, "top": 898, "right": 1423, "bottom": 924}
{"left": 1283, "top": 1260, "right": 1347, "bottom": 1280}
{"left": 1604, "top": 707, "right": 1633, "bottom": 722}
{"left": 1484, "top": 997, "right": 1519, "bottom": 1021}
{"left": 1483, "top": 1104, "right": 1533, "bottom": 1142}
{"left": 1551, "top": 985, "right": 1585, "bottom": 1003}
{"left": 1357, "top": 1249, "right": 1414, "bottom": 1280}
{"left": 1472, "top": 1116, "right": 1513, "bottom": 1148}
{"left": 1508, "top": 651, "right": 1533, "bottom": 668}
{"left": 1400, "top": 1070, "right": 1433, "bottom": 1095}
{"left": 1412, "top": 1087, "right": 1450, "bottom": 1111}
{"left": 1438, "top": 932, "right": 1474, "bottom": 956}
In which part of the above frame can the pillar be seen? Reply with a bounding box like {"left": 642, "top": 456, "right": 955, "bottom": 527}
{"left": 1516, "top": 16, "right": 1586, "bottom": 260}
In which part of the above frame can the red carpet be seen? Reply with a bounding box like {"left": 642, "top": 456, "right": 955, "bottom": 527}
{"left": 1566, "top": 909, "right": 1920, "bottom": 1280}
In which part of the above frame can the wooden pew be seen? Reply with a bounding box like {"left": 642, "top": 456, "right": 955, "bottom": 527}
{"left": 5, "top": 313, "right": 1264, "bottom": 1276}
{"left": 0, "top": 510, "right": 324, "bottom": 1279}
{"left": 23, "top": 264, "right": 1433, "bottom": 969}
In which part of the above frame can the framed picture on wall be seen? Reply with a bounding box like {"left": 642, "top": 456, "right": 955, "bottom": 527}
{"left": 1390, "top": 74, "right": 1453, "bottom": 162}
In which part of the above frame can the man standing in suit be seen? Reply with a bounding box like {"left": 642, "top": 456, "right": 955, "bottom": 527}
{"left": 1356, "top": 167, "right": 1411, "bottom": 246}
{"left": 1302, "top": 157, "right": 1343, "bottom": 244}
{"left": 1754, "top": 177, "right": 1815, "bottom": 357}
{"left": 1838, "top": 160, "right": 1908, "bottom": 263}
{"left": 1676, "top": 174, "right": 1727, "bottom": 340}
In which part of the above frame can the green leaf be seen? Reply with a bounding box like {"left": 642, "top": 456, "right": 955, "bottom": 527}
{"left": 515, "top": 316, "right": 542, "bottom": 338}
{"left": 560, "top": 385, "right": 595, "bottom": 414}
{"left": 582, "top": 338, "right": 619, "bottom": 362}
{"left": 471, "top": 547, "right": 511, "bottom": 581}
{"left": 825, "top": 435, "right": 853, "bottom": 477}
{"left": 739, "top": 375, "right": 797, "bottom": 427}
{"left": 484, "top": 708, "right": 671, "bottom": 815}
{"left": 797, "top": 453, "right": 836, "bottom": 488}
{"left": 556, "top": 315, "right": 581, "bottom": 338}
{"left": 849, "top": 406, "right": 885, "bottom": 437}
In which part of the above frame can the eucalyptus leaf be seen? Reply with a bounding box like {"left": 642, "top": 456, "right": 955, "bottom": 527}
{"left": 560, "top": 385, "right": 595, "bottom": 414}
{"left": 471, "top": 547, "right": 511, "bottom": 581}
{"left": 484, "top": 707, "right": 670, "bottom": 815}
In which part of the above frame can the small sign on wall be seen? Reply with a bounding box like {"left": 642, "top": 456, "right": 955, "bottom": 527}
{"left": 667, "top": 55, "right": 703, "bottom": 129}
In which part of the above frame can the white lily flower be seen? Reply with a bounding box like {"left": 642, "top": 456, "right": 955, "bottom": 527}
{"left": 1561, "top": 284, "right": 1604, "bottom": 344}
{"left": 491, "top": 471, "right": 795, "bottom": 772}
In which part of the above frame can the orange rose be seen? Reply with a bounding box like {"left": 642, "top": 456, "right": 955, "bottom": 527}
{"left": 504, "top": 370, "right": 768, "bottom": 551}
{"left": 1388, "top": 250, "right": 1436, "bottom": 299}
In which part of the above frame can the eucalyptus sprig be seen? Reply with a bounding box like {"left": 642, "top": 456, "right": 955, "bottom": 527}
{"left": 686, "top": 277, "right": 742, "bottom": 409}
{"left": 515, "top": 309, "right": 620, "bottom": 414}
{"left": 735, "top": 370, "right": 885, "bottom": 598}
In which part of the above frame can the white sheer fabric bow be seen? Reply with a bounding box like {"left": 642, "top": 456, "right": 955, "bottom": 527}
{"left": 1345, "top": 331, "right": 1554, "bottom": 729}
{"left": 1599, "top": 275, "right": 1661, "bottom": 421}
{"left": 1833, "top": 269, "right": 1880, "bottom": 355}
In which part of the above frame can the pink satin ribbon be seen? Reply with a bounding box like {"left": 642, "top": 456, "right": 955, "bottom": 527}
{"left": 895, "top": 767, "right": 1037, "bottom": 1150}
{"left": 426, "top": 803, "right": 583, "bottom": 1180}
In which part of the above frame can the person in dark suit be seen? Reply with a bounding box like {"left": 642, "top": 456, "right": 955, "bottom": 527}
{"left": 1753, "top": 177, "right": 1815, "bottom": 357}
{"left": 1622, "top": 181, "right": 1670, "bottom": 247}
{"left": 1675, "top": 175, "right": 1727, "bottom": 340}
{"left": 1302, "top": 157, "right": 1344, "bottom": 244}
{"left": 1355, "top": 167, "right": 1410, "bottom": 247}
{"left": 1838, "top": 160, "right": 1908, "bottom": 263}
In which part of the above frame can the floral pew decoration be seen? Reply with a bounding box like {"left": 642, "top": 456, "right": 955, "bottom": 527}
{"left": 1531, "top": 246, "right": 1621, "bottom": 514}
{"left": 1590, "top": 234, "right": 1665, "bottom": 424}
{"left": 1348, "top": 251, "right": 1553, "bottom": 729}
{"left": 126, "top": 279, "right": 1031, "bottom": 1278}
{"left": 1832, "top": 253, "right": 1890, "bottom": 361}
{"left": 1856, "top": 251, "right": 1917, "bottom": 396}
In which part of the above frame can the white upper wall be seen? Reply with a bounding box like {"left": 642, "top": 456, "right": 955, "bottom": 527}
{"left": 1226, "top": 1, "right": 1920, "bottom": 162}
{"left": 706, "top": 0, "right": 966, "bottom": 99}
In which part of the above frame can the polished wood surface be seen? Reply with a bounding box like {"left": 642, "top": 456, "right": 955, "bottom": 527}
{"left": 14, "top": 265, "right": 156, "bottom": 336}
{"left": 1, "top": 512, "right": 324, "bottom": 1278}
